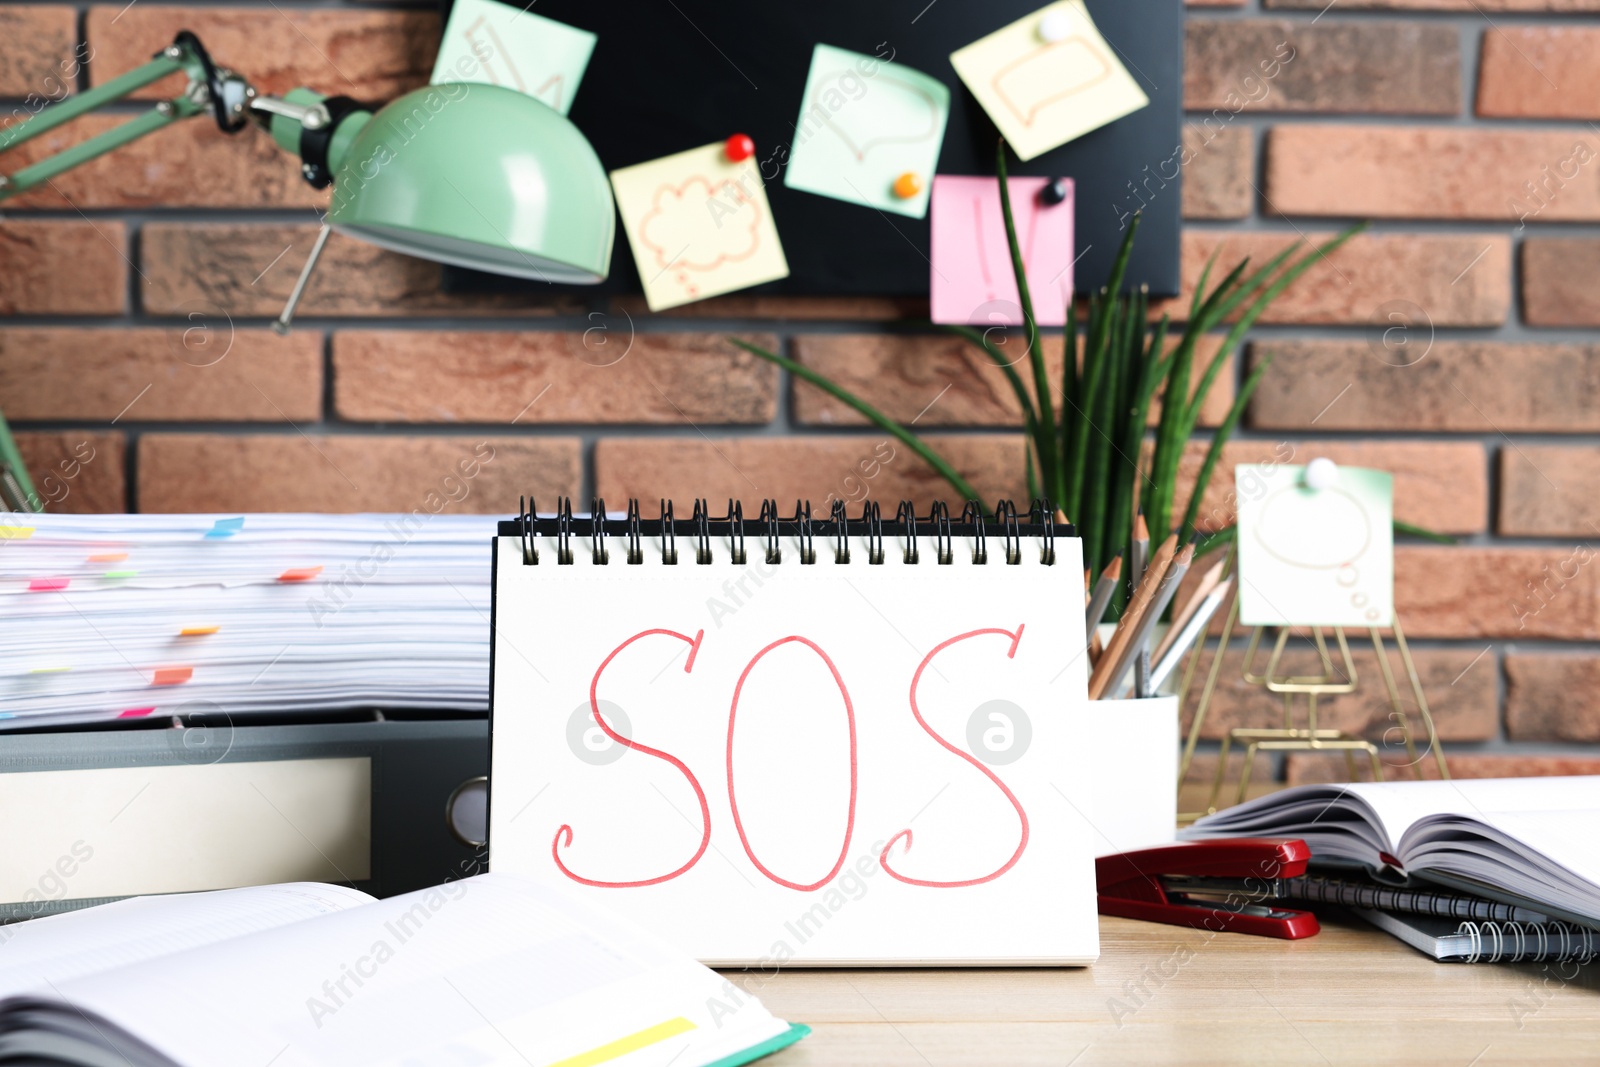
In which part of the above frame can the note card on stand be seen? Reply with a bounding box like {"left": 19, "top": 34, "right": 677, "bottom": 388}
{"left": 930, "top": 175, "right": 1075, "bottom": 327}
{"left": 1235, "top": 462, "right": 1395, "bottom": 628}
{"left": 783, "top": 44, "right": 950, "bottom": 219}
{"left": 432, "top": 0, "right": 597, "bottom": 115}
{"left": 489, "top": 502, "right": 1098, "bottom": 966}
{"left": 612, "top": 142, "right": 790, "bottom": 312}
{"left": 950, "top": 0, "right": 1149, "bottom": 162}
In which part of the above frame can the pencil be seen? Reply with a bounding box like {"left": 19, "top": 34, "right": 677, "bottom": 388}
{"left": 1089, "top": 534, "right": 1176, "bottom": 700}
{"left": 1100, "top": 543, "right": 1194, "bottom": 699}
{"left": 1150, "top": 577, "right": 1233, "bottom": 692}
{"left": 1084, "top": 556, "right": 1122, "bottom": 646}
{"left": 1131, "top": 514, "right": 1150, "bottom": 592}
{"left": 1152, "top": 555, "right": 1227, "bottom": 666}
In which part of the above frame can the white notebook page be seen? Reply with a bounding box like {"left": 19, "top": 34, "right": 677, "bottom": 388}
{"left": 39, "top": 873, "right": 789, "bottom": 1067}
{"left": 0, "top": 883, "right": 373, "bottom": 995}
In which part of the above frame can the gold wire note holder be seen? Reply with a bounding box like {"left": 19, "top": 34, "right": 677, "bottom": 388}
{"left": 1176, "top": 548, "right": 1449, "bottom": 822}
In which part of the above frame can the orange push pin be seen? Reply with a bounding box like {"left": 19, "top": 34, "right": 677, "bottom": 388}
{"left": 892, "top": 172, "right": 922, "bottom": 199}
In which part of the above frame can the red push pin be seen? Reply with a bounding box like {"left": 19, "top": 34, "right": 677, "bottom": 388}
{"left": 725, "top": 133, "right": 755, "bottom": 162}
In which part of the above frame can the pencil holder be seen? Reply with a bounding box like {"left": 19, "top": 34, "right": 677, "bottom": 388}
{"left": 1080, "top": 694, "right": 1180, "bottom": 855}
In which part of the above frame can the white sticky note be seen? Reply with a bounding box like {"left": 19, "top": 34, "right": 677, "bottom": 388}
{"left": 432, "top": 0, "right": 596, "bottom": 116}
{"left": 1236, "top": 464, "right": 1396, "bottom": 628}
{"left": 950, "top": 0, "right": 1149, "bottom": 162}
{"left": 611, "top": 142, "right": 790, "bottom": 312}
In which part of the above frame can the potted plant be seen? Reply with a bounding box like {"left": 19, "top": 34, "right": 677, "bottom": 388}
{"left": 734, "top": 144, "right": 1365, "bottom": 612}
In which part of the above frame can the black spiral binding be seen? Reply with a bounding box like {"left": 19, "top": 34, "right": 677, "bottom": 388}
{"left": 555, "top": 498, "right": 574, "bottom": 565}
{"left": 931, "top": 500, "right": 953, "bottom": 565}
{"left": 501, "top": 499, "right": 1069, "bottom": 566}
{"left": 626, "top": 500, "right": 644, "bottom": 565}
{"left": 995, "top": 499, "right": 1021, "bottom": 565}
{"left": 794, "top": 500, "right": 816, "bottom": 565}
{"left": 659, "top": 499, "right": 677, "bottom": 565}
{"left": 896, "top": 501, "right": 919, "bottom": 564}
{"left": 761, "top": 500, "right": 782, "bottom": 565}
{"left": 863, "top": 501, "right": 884, "bottom": 565}
{"left": 590, "top": 497, "right": 610, "bottom": 565}
{"left": 960, "top": 501, "right": 988, "bottom": 565}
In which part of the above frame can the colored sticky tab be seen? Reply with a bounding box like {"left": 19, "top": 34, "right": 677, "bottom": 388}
{"left": 102, "top": 569, "right": 137, "bottom": 579}
{"left": 0, "top": 526, "right": 34, "bottom": 540}
{"left": 118, "top": 707, "right": 156, "bottom": 719}
{"left": 28, "top": 577, "right": 69, "bottom": 592}
{"left": 930, "top": 176, "right": 1075, "bottom": 327}
{"left": 432, "top": 0, "right": 596, "bottom": 116}
{"left": 152, "top": 667, "right": 193, "bottom": 686}
{"left": 950, "top": 0, "right": 1150, "bottom": 162}
{"left": 30, "top": 666, "right": 71, "bottom": 674}
{"left": 205, "top": 517, "right": 246, "bottom": 538}
{"left": 278, "top": 566, "right": 324, "bottom": 583}
{"left": 1236, "top": 464, "right": 1395, "bottom": 629}
{"left": 180, "top": 625, "right": 220, "bottom": 637}
{"left": 611, "top": 141, "right": 790, "bottom": 312}
{"left": 88, "top": 552, "right": 128, "bottom": 563}
{"left": 783, "top": 44, "right": 949, "bottom": 219}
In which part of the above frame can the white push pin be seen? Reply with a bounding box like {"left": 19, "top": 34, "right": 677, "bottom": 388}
{"left": 1304, "top": 456, "right": 1339, "bottom": 491}
{"left": 1038, "top": 9, "right": 1073, "bottom": 42}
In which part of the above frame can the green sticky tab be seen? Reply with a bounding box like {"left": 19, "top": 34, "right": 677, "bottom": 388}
{"left": 102, "top": 569, "right": 137, "bottom": 579}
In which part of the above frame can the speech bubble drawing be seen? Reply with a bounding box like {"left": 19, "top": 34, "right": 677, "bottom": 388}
{"left": 1252, "top": 487, "right": 1374, "bottom": 570}
{"left": 638, "top": 175, "right": 764, "bottom": 274}
{"left": 811, "top": 70, "right": 943, "bottom": 161}
{"left": 993, "top": 37, "right": 1114, "bottom": 128}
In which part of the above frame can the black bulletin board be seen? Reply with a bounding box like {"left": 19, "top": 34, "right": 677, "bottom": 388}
{"left": 440, "top": 0, "right": 1183, "bottom": 300}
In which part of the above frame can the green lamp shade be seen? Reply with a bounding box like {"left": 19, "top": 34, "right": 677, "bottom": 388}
{"left": 326, "top": 83, "right": 614, "bottom": 284}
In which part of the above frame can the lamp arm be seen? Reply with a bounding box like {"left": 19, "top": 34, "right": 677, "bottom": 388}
{"left": 0, "top": 33, "right": 256, "bottom": 202}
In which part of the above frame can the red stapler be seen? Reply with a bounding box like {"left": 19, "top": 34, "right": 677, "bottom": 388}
{"left": 1096, "top": 838, "right": 1321, "bottom": 939}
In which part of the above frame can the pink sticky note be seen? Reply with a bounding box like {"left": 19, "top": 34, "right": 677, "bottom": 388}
{"left": 28, "top": 577, "right": 70, "bottom": 592}
{"left": 930, "top": 176, "right": 1074, "bottom": 327}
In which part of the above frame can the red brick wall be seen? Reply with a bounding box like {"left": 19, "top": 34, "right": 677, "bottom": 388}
{"left": 3, "top": 1, "right": 1599, "bottom": 777}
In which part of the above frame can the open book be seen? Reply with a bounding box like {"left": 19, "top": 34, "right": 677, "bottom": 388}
{"left": 0, "top": 874, "right": 806, "bottom": 1067}
{"left": 1183, "top": 776, "right": 1600, "bottom": 929}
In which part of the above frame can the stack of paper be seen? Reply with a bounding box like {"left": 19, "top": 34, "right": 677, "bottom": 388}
{"left": 0, "top": 513, "right": 499, "bottom": 730}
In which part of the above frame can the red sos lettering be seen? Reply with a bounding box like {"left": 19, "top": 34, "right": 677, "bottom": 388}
{"left": 553, "top": 625, "right": 1029, "bottom": 891}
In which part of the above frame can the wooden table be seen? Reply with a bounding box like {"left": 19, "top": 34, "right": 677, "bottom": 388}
{"left": 728, "top": 914, "right": 1600, "bottom": 1065}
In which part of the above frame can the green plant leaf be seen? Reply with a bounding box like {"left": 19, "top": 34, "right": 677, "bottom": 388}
{"left": 729, "top": 338, "right": 980, "bottom": 502}
{"left": 1178, "top": 354, "right": 1274, "bottom": 541}
{"left": 1191, "top": 524, "right": 1236, "bottom": 559}
{"left": 1394, "top": 519, "right": 1455, "bottom": 544}
{"left": 994, "top": 142, "right": 1058, "bottom": 507}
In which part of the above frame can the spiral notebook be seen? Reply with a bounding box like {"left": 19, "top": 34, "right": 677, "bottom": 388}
{"left": 487, "top": 499, "right": 1097, "bottom": 966}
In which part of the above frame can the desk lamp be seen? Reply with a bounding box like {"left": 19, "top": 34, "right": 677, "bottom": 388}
{"left": 0, "top": 31, "right": 616, "bottom": 331}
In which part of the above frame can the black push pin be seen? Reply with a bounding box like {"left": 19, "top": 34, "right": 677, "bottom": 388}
{"left": 1039, "top": 178, "right": 1069, "bottom": 206}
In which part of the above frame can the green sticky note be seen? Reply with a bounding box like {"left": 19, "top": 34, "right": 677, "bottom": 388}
{"left": 1236, "top": 463, "right": 1395, "bottom": 629}
{"left": 783, "top": 44, "right": 950, "bottom": 219}
{"left": 432, "top": 0, "right": 597, "bottom": 116}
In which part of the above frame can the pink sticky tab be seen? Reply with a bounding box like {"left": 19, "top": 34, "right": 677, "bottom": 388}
{"left": 929, "top": 175, "right": 1074, "bottom": 327}
{"left": 152, "top": 667, "right": 193, "bottom": 686}
{"left": 278, "top": 566, "right": 323, "bottom": 583}
{"left": 29, "top": 577, "right": 70, "bottom": 592}
{"left": 119, "top": 707, "right": 156, "bottom": 719}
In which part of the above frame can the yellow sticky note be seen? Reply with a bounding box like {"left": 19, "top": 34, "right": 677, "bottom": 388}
{"left": 611, "top": 142, "right": 789, "bottom": 312}
{"left": 951, "top": 0, "right": 1149, "bottom": 162}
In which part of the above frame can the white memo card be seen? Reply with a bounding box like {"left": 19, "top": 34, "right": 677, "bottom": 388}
{"left": 489, "top": 533, "right": 1096, "bottom": 966}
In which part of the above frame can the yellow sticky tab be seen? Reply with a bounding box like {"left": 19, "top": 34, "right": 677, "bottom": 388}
{"left": 180, "top": 626, "right": 220, "bottom": 637}
{"left": 30, "top": 666, "right": 71, "bottom": 674}
{"left": 547, "top": 1018, "right": 696, "bottom": 1067}
{"left": 0, "top": 527, "right": 34, "bottom": 540}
